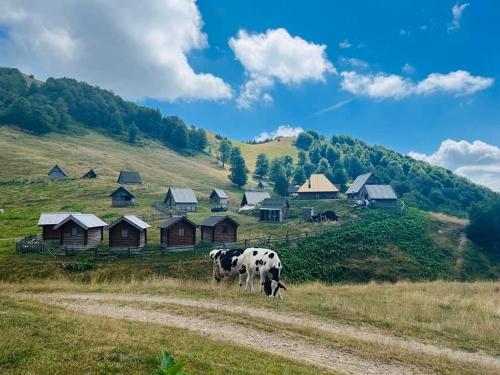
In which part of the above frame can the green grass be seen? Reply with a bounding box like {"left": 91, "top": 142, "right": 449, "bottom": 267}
{"left": 235, "top": 137, "right": 299, "bottom": 172}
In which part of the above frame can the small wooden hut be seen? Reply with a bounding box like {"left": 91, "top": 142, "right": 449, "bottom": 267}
{"left": 259, "top": 197, "right": 289, "bottom": 222}
{"left": 361, "top": 185, "right": 398, "bottom": 208}
{"left": 209, "top": 189, "right": 229, "bottom": 206}
{"left": 240, "top": 191, "right": 270, "bottom": 206}
{"left": 164, "top": 187, "right": 198, "bottom": 212}
{"left": 159, "top": 216, "right": 197, "bottom": 248}
{"left": 345, "top": 173, "right": 374, "bottom": 199}
{"left": 200, "top": 216, "right": 239, "bottom": 244}
{"left": 117, "top": 170, "right": 142, "bottom": 184}
{"left": 109, "top": 186, "right": 136, "bottom": 207}
{"left": 297, "top": 174, "right": 339, "bottom": 200}
{"left": 81, "top": 169, "right": 97, "bottom": 179}
{"left": 38, "top": 212, "right": 81, "bottom": 241}
{"left": 258, "top": 181, "right": 270, "bottom": 190}
{"left": 53, "top": 214, "right": 107, "bottom": 250}
{"left": 48, "top": 164, "right": 68, "bottom": 180}
{"left": 108, "top": 215, "right": 150, "bottom": 250}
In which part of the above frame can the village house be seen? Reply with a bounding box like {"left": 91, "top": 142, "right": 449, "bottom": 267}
{"left": 240, "top": 191, "right": 270, "bottom": 206}
{"left": 257, "top": 181, "right": 270, "bottom": 190}
{"left": 361, "top": 185, "right": 398, "bottom": 208}
{"left": 164, "top": 187, "right": 198, "bottom": 212}
{"left": 159, "top": 216, "right": 197, "bottom": 248}
{"left": 287, "top": 185, "right": 299, "bottom": 198}
{"left": 38, "top": 212, "right": 81, "bottom": 241}
{"left": 345, "top": 172, "right": 375, "bottom": 199}
{"left": 108, "top": 215, "right": 150, "bottom": 250}
{"left": 48, "top": 164, "right": 69, "bottom": 180}
{"left": 81, "top": 169, "right": 97, "bottom": 179}
{"left": 38, "top": 213, "right": 107, "bottom": 250}
{"left": 117, "top": 170, "right": 142, "bottom": 184}
{"left": 209, "top": 189, "right": 229, "bottom": 206}
{"left": 297, "top": 174, "right": 339, "bottom": 200}
{"left": 109, "top": 186, "right": 135, "bottom": 207}
{"left": 200, "top": 216, "right": 239, "bottom": 244}
{"left": 259, "top": 197, "right": 289, "bottom": 222}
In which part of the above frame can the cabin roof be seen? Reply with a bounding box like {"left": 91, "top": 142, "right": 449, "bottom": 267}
{"left": 117, "top": 170, "right": 142, "bottom": 184}
{"left": 298, "top": 174, "right": 339, "bottom": 193}
{"left": 166, "top": 187, "right": 198, "bottom": 204}
{"left": 38, "top": 212, "right": 81, "bottom": 226}
{"left": 241, "top": 191, "right": 270, "bottom": 206}
{"left": 48, "top": 164, "right": 68, "bottom": 177}
{"left": 346, "top": 173, "right": 373, "bottom": 195}
{"left": 81, "top": 169, "right": 97, "bottom": 178}
{"left": 200, "top": 215, "right": 239, "bottom": 227}
{"left": 108, "top": 215, "right": 150, "bottom": 230}
{"left": 158, "top": 216, "right": 197, "bottom": 229}
{"left": 287, "top": 185, "right": 299, "bottom": 193}
{"left": 260, "top": 196, "right": 289, "bottom": 210}
{"left": 258, "top": 181, "right": 270, "bottom": 188}
{"left": 210, "top": 188, "right": 228, "bottom": 199}
{"left": 364, "top": 185, "right": 398, "bottom": 200}
{"left": 54, "top": 214, "right": 107, "bottom": 230}
{"left": 109, "top": 186, "right": 135, "bottom": 198}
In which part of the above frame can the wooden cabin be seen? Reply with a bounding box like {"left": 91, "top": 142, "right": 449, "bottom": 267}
{"left": 345, "top": 173, "right": 374, "bottom": 199}
{"left": 109, "top": 186, "right": 135, "bottom": 207}
{"left": 108, "top": 215, "right": 150, "bottom": 250}
{"left": 240, "top": 191, "right": 270, "bottom": 206}
{"left": 117, "top": 170, "right": 142, "bottom": 184}
{"left": 257, "top": 181, "right": 270, "bottom": 190}
{"left": 361, "top": 185, "right": 398, "bottom": 208}
{"left": 297, "top": 174, "right": 339, "bottom": 200}
{"left": 164, "top": 187, "right": 198, "bottom": 212}
{"left": 38, "top": 212, "right": 81, "bottom": 241}
{"left": 200, "top": 216, "right": 239, "bottom": 244}
{"left": 209, "top": 189, "right": 229, "bottom": 206}
{"left": 52, "top": 214, "right": 107, "bottom": 250}
{"left": 159, "top": 216, "right": 197, "bottom": 248}
{"left": 48, "top": 164, "right": 68, "bottom": 180}
{"left": 259, "top": 197, "right": 289, "bottom": 222}
{"left": 81, "top": 169, "right": 97, "bottom": 179}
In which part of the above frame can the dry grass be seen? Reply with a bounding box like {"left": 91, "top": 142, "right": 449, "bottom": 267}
{"left": 236, "top": 137, "right": 299, "bottom": 172}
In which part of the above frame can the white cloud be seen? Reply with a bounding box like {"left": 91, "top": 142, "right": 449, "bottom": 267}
{"left": 402, "top": 63, "right": 416, "bottom": 74}
{"left": 340, "top": 70, "right": 493, "bottom": 99}
{"left": 448, "top": 2, "right": 470, "bottom": 31}
{"left": 339, "top": 56, "right": 370, "bottom": 70}
{"left": 253, "top": 125, "right": 304, "bottom": 142}
{"left": 400, "top": 29, "right": 410, "bottom": 36}
{"left": 409, "top": 139, "right": 500, "bottom": 192}
{"left": 339, "top": 39, "right": 351, "bottom": 49}
{"left": 315, "top": 99, "right": 352, "bottom": 115}
{"left": 0, "top": 0, "right": 232, "bottom": 101}
{"left": 229, "top": 28, "right": 334, "bottom": 109}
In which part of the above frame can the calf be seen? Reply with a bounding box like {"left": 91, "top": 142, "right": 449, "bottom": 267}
{"left": 209, "top": 249, "right": 246, "bottom": 287}
{"left": 242, "top": 248, "right": 286, "bottom": 298}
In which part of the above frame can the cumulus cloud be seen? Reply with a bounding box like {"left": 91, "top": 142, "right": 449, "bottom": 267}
{"left": 229, "top": 28, "right": 334, "bottom": 109}
{"left": 409, "top": 139, "right": 500, "bottom": 192}
{"left": 339, "top": 56, "right": 370, "bottom": 70}
{"left": 0, "top": 0, "right": 232, "bottom": 101}
{"left": 448, "top": 2, "right": 470, "bottom": 31}
{"left": 402, "top": 63, "right": 416, "bottom": 75}
{"left": 340, "top": 70, "right": 493, "bottom": 99}
{"left": 253, "top": 125, "right": 304, "bottom": 142}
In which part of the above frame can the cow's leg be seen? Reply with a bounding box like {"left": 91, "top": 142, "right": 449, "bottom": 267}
{"left": 246, "top": 272, "right": 254, "bottom": 292}
{"left": 259, "top": 271, "right": 266, "bottom": 292}
{"left": 238, "top": 272, "right": 244, "bottom": 288}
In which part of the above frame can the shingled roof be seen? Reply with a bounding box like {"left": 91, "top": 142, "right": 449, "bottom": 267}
{"left": 117, "top": 171, "right": 142, "bottom": 184}
{"left": 364, "top": 185, "right": 398, "bottom": 200}
{"left": 346, "top": 173, "right": 373, "bottom": 195}
{"left": 298, "top": 174, "right": 339, "bottom": 193}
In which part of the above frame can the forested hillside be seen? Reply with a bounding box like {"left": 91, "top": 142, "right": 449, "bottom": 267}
{"left": 0, "top": 67, "right": 207, "bottom": 152}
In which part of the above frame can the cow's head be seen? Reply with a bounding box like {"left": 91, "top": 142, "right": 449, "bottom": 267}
{"left": 209, "top": 249, "right": 222, "bottom": 262}
{"left": 263, "top": 279, "right": 286, "bottom": 298}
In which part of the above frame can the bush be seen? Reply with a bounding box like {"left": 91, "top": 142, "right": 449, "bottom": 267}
{"left": 156, "top": 351, "right": 187, "bottom": 375}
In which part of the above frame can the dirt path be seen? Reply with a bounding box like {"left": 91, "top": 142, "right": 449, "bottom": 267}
{"left": 454, "top": 233, "right": 468, "bottom": 277}
{"left": 13, "top": 292, "right": 500, "bottom": 374}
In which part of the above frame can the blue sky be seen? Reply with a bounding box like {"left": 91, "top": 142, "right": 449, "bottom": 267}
{"left": 0, "top": 0, "right": 499, "bottom": 190}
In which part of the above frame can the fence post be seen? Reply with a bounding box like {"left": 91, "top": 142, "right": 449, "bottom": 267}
{"left": 286, "top": 230, "right": 289, "bottom": 243}
{"left": 267, "top": 236, "right": 271, "bottom": 245}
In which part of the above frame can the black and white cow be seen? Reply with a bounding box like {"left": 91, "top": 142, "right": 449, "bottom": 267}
{"left": 241, "top": 248, "right": 286, "bottom": 298}
{"left": 209, "top": 249, "right": 247, "bottom": 287}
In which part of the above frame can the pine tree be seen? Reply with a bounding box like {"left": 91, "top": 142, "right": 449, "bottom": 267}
{"left": 255, "top": 153, "right": 269, "bottom": 178}
{"left": 219, "top": 139, "right": 232, "bottom": 167}
{"left": 128, "top": 122, "right": 138, "bottom": 144}
{"left": 229, "top": 151, "right": 248, "bottom": 187}
{"left": 293, "top": 166, "right": 306, "bottom": 185}
{"left": 273, "top": 167, "right": 289, "bottom": 196}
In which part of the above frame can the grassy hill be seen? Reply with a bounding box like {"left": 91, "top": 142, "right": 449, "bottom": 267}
{"left": 235, "top": 137, "right": 299, "bottom": 172}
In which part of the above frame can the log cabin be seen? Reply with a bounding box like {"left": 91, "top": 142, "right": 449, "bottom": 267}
{"left": 117, "top": 170, "right": 142, "bottom": 184}
{"left": 259, "top": 197, "right": 289, "bottom": 222}
{"left": 209, "top": 189, "right": 229, "bottom": 207}
{"left": 361, "top": 185, "right": 398, "bottom": 208}
{"left": 345, "top": 173, "right": 374, "bottom": 199}
{"left": 297, "top": 174, "right": 339, "bottom": 200}
{"left": 164, "top": 187, "right": 198, "bottom": 212}
{"left": 52, "top": 213, "right": 107, "bottom": 250}
{"left": 159, "top": 216, "right": 197, "bottom": 248}
{"left": 108, "top": 215, "right": 150, "bottom": 250}
{"left": 81, "top": 169, "right": 97, "bottom": 179}
{"left": 109, "top": 186, "right": 135, "bottom": 207}
{"left": 38, "top": 212, "right": 81, "bottom": 241}
{"left": 48, "top": 164, "right": 68, "bottom": 180}
{"left": 200, "top": 216, "right": 239, "bottom": 244}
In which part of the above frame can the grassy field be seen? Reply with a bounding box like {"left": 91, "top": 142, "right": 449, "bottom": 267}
{"left": 235, "top": 137, "right": 299, "bottom": 172}
{"left": 1, "top": 279, "right": 499, "bottom": 374}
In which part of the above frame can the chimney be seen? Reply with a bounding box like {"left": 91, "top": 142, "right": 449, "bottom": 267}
{"left": 308, "top": 178, "right": 311, "bottom": 188}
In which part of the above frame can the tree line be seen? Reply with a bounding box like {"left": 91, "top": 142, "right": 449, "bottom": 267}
{"left": 0, "top": 68, "right": 207, "bottom": 152}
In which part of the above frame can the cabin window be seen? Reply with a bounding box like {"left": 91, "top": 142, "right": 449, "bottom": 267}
{"left": 222, "top": 225, "right": 228, "bottom": 233}
{"left": 121, "top": 229, "right": 128, "bottom": 238}
{"left": 178, "top": 228, "right": 185, "bottom": 237}
{"left": 71, "top": 227, "right": 79, "bottom": 236}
